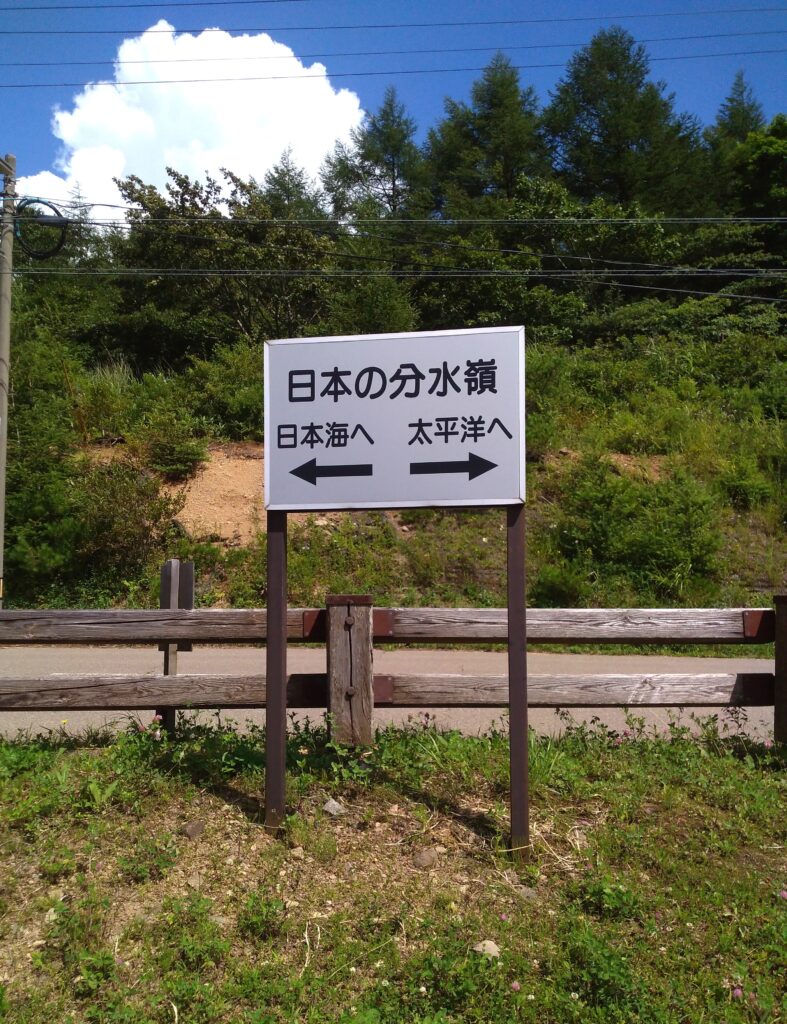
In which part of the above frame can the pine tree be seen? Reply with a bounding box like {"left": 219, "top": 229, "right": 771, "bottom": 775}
{"left": 714, "top": 70, "right": 765, "bottom": 144}
{"left": 704, "top": 71, "right": 767, "bottom": 212}
{"left": 542, "top": 27, "right": 707, "bottom": 213}
{"left": 426, "top": 53, "right": 546, "bottom": 215}
{"left": 321, "top": 87, "right": 424, "bottom": 218}
{"left": 263, "top": 150, "right": 325, "bottom": 220}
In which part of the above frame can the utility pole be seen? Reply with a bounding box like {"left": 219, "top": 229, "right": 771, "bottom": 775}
{"left": 0, "top": 154, "right": 16, "bottom": 608}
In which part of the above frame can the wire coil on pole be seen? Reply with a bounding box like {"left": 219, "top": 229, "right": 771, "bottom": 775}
{"left": 13, "top": 197, "right": 68, "bottom": 258}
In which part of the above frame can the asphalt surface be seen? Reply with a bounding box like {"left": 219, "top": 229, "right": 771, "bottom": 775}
{"left": 0, "top": 646, "right": 775, "bottom": 739}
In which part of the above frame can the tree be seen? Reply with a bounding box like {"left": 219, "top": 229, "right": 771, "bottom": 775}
{"left": 703, "top": 71, "right": 766, "bottom": 212}
{"left": 542, "top": 27, "right": 707, "bottom": 212}
{"left": 263, "top": 150, "right": 326, "bottom": 221}
{"left": 425, "top": 53, "right": 547, "bottom": 216}
{"left": 729, "top": 114, "right": 787, "bottom": 218}
{"left": 713, "top": 70, "right": 765, "bottom": 145}
{"left": 322, "top": 87, "right": 425, "bottom": 218}
{"left": 110, "top": 168, "right": 335, "bottom": 368}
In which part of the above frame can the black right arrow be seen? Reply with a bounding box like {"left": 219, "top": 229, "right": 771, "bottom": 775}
{"left": 409, "top": 452, "right": 497, "bottom": 481}
{"left": 290, "top": 458, "right": 373, "bottom": 486}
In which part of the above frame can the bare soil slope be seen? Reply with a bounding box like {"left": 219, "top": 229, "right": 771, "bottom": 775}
{"left": 171, "top": 443, "right": 264, "bottom": 545}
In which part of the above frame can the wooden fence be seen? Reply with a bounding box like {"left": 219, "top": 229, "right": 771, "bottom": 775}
{"left": 0, "top": 572, "right": 784, "bottom": 744}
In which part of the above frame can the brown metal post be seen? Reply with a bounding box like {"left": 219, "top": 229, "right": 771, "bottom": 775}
{"left": 265, "top": 510, "right": 288, "bottom": 830}
{"left": 327, "top": 595, "right": 374, "bottom": 746}
{"left": 507, "top": 503, "right": 529, "bottom": 860}
{"left": 775, "top": 596, "right": 787, "bottom": 745}
{"left": 157, "top": 558, "right": 180, "bottom": 737}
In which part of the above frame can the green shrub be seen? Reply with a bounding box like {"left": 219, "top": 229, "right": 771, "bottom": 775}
{"left": 78, "top": 359, "right": 138, "bottom": 440}
{"left": 132, "top": 409, "right": 209, "bottom": 480}
{"left": 529, "top": 561, "right": 592, "bottom": 607}
{"left": 718, "top": 456, "right": 772, "bottom": 510}
{"left": 556, "top": 460, "right": 720, "bottom": 600}
{"left": 187, "top": 339, "right": 264, "bottom": 440}
{"left": 73, "top": 457, "right": 185, "bottom": 575}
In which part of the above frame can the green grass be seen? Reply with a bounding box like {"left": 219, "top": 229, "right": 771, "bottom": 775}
{"left": 0, "top": 714, "right": 785, "bottom": 1022}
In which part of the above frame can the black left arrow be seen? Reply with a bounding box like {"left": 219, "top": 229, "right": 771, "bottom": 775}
{"left": 290, "top": 458, "right": 374, "bottom": 486}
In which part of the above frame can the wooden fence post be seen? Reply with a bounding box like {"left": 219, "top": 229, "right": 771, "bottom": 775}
{"left": 327, "top": 595, "right": 374, "bottom": 746}
{"left": 775, "top": 596, "right": 787, "bottom": 745}
{"left": 156, "top": 558, "right": 194, "bottom": 737}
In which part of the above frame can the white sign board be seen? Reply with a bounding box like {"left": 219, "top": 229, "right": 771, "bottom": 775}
{"left": 264, "top": 326, "right": 525, "bottom": 511}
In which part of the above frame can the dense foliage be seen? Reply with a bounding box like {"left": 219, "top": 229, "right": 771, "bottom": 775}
{"left": 7, "top": 32, "right": 785, "bottom": 607}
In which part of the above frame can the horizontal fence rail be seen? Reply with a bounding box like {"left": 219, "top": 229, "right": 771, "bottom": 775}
{"left": 0, "top": 606, "right": 775, "bottom": 645}
{"left": 0, "top": 598, "right": 782, "bottom": 743}
{"left": 0, "top": 671, "right": 775, "bottom": 712}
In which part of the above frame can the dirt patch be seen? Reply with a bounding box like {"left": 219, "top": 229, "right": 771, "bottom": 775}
{"left": 168, "top": 444, "right": 265, "bottom": 545}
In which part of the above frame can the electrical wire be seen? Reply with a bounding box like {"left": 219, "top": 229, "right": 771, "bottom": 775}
{"left": 10, "top": 266, "right": 786, "bottom": 282}
{"left": 93, "top": 218, "right": 784, "bottom": 277}
{"left": 4, "top": 48, "right": 786, "bottom": 87}
{"left": 56, "top": 212, "right": 787, "bottom": 224}
{"left": 2, "top": 6, "right": 784, "bottom": 34}
{"left": 3, "top": 29, "right": 785, "bottom": 67}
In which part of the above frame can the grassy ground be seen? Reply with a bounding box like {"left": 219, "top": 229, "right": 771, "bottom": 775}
{"left": 1, "top": 713, "right": 785, "bottom": 1023}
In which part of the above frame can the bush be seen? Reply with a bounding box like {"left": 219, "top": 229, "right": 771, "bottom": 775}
{"left": 186, "top": 339, "right": 264, "bottom": 440}
{"left": 73, "top": 456, "right": 185, "bottom": 575}
{"left": 556, "top": 460, "right": 720, "bottom": 600}
{"left": 718, "top": 456, "right": 772, "bottom": 510}
{"left": 131, "top": 409, "right": 208, "bottom": 480}
{"left": 78, "top": 359, "right": 138, "bottom": 441}
{"left": 529, "top": 561, "right": 592, "bottom": 607}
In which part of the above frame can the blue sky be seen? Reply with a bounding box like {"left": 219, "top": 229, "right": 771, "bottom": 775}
{"left": 2, "top": 0, "right": 785, "bottom": 207}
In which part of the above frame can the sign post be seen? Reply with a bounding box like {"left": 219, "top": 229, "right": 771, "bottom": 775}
{"left": 264, "top": 327, "right": 527, "bottom": 852}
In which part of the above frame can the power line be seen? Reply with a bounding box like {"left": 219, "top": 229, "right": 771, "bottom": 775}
{"left": 8, "top": 47, "right": 787, "bottom": 88}
{"left": 11, "top": 266, "right": 786, "bottom": 281}
{"left": 100, "top": 220, "right": 785, "bottom": 275}
{"left": 3, "top": 29, "right": 784, "bottom": 67}
{"left": 2, "top": 7, "right": 784, "bottom": 34}
{"left": 15, "top": 192, "right": 787, "bottom": 226}
{"left": 11, "top": 265, "right": 787, "bottom": 306}
{"left": 2, "top": 0, "right": 315, "bottom": 7}
{"left": 66, "top": 213, "right": 787, "bottom": 225}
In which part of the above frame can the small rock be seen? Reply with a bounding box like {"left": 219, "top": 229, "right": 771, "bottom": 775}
{"left": 186, "top": 872, "right": 201, "bottom": 890}
{"left": 179, "top": 820, "right": 206, "bottom": 840}
{"left": 413, "top": 848, "right": 439, "bottom": 870}
{"left": 473, "top": 940, "right": 501, "bottom": 959}
{"left": 290, "top": 846, "right": 305, "bottom": 861}
{"left": 323, "top": 798, "right": 347, "bottom": 817}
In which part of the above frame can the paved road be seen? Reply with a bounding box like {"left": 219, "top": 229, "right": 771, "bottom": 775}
{"left": 1, "top": 646, "right": 775, "bottom": 739}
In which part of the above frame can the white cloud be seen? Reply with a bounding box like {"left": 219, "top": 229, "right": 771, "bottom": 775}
{"left": 19, "top": 20, "right": 364, "bottom": 208}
